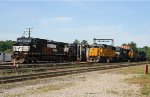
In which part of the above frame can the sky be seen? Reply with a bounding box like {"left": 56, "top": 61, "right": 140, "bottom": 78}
{"left": 0, "top": 0, "right": 150, "bottom": 47}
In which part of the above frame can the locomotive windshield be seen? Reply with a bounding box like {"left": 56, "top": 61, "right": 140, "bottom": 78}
{"left": 17, "top": 38, "right": 32, "bottom": 43}
{"left": 92, "top": 44, "right": 105, "bottom": 48}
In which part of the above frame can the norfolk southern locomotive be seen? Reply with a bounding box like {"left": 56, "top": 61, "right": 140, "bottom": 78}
{"left": 12, "top": 36, "right": 88, "bottom": 63}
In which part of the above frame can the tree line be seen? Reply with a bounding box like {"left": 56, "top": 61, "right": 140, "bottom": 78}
{"left": 0, "top": 40, "right": 15, "bottom": 53}
{"left": 0, "top": 39, "right": 150, "bottom": 58}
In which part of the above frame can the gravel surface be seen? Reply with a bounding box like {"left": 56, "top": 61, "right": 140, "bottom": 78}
{"left": 0, "top": 68, "right": 142, "bottom": 97}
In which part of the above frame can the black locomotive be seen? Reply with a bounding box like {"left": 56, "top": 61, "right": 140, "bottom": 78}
{"left": 12, "top": 36, "right": 88, "bottom": 63}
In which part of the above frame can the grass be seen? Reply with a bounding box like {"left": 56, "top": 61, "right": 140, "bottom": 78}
{"left": 0, "top": 68, "right": 47, "bottom": 77}
{"left": 104, "top": 64, "right": 150, "bottom": 96}
{"left": 35, "top": 83, "right": 74, "bottom": 92}
{"left": 120, "top": 64, "right": 150, "bottom": 96}
{"left": 129, "top": 74, "right": 150, "bottom": 95}
{"left": 141, "top": 84, "right": 150, "bottom": 95}
{"left": 107, "top": 89, "right": 119, "bottom": 94}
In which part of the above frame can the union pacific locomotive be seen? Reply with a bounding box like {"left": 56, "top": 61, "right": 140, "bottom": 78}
{"left": 12, "top": 36, "right": 88, "bottom": 63}
{"left": 87, "top": 38, "right": 146, "bottom": 62}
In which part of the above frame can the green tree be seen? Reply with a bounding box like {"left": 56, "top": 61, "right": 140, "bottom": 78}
{"left": 0, "top": 40, "right": 15, "bottom": 52}
{"left": 122, "top": 43, "right": 127, "bottom": 46}
{"left": 128, "top": 41, "right": 138, "bottom": 51}
{"left": 81, "top": 40, "right": 89, "bottom": 45}
{"left": 142, "top": 46, "right": 150, "bottom": 58}
{"left": 73, "top": 39, "right": 80, "bottom": 44}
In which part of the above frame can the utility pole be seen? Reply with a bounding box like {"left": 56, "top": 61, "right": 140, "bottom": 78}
{"left": 26, "top": 28, "right": 33, "bottom": 38}
{"left": 77, "top": 44, "right": 78, "bottom": 61}
{"left": 79, "top": 44, "right": 82, "bottom": 61}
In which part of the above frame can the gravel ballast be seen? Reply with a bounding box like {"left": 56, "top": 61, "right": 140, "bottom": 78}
{"left": 0, "top": 68, "right": 142, "bottom": 97}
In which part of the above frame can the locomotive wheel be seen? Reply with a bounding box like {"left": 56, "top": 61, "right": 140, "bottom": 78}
{"left": 99, "top": 58, "right": 105, "bottom": 63}
{"left": 60, "top": 57, "right": 64, "bottom": 62}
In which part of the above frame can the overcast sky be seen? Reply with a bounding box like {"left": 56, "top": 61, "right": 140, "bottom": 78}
{"left": 0, "top": 0, "right": 150, "bottom": 47}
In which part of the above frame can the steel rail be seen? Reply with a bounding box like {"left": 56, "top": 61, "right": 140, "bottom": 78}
{"left": 0, "top": 62, "right": 148, "bottom": 84}
{"left": 1, "top": 61, "right": 149, "bottom": 75}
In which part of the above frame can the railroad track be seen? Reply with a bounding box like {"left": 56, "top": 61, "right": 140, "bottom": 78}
{"left": 0, "top": 61, "right": 137, "bottom": 69}
{"left": 0, "top": 62, "right": 86, "bottom": 69}
{"left": 0, "top": 61, "right": 147, "bottom": 75}
{"left": 0, "top": 61, "right": 149, "bottom": 84}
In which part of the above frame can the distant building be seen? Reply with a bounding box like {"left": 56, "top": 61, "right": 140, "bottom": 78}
{"left": 0, "top": 52, "right": 11, "bottom": 62}
{"left": 120, "top": 46, "right": 131, "bottom": 50}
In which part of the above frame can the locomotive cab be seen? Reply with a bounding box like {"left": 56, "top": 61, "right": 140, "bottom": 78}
{"left": 12, "top": 37, "right": 33, "bottom": 63}
{"left": 13, "top": 37, "right": 31, "bottom": 51}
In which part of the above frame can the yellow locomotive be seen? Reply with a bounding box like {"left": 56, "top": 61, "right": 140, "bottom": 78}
{"left": 87, "top": 44, "right": 116, "bottom": 62}
{"left": 87, "top": 38, "right": 116, "bottom": 62}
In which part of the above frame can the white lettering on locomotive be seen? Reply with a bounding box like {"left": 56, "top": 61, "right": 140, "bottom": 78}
{"left": 47, "top": 44, "right": 56, "bottom": 48}
{"left": 13, "top": 46, "right": 30, "bottom": 51}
